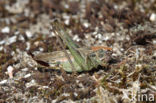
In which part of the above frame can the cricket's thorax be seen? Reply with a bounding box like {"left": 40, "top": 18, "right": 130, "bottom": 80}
{"left": 33, "top": 48, "right": 111, "bottom": 72}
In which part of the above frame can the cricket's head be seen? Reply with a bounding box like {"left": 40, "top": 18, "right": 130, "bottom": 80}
{"left": 88, "top": 49, "right": 112, "bottom": 63}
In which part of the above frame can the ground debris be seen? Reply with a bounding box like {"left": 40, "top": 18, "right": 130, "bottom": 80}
{"left": 0, "top": 0, "right": 156, "bottom": 102}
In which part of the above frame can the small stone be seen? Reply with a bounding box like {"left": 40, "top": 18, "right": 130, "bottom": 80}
{"left": 1, "top": 27, "right": 10, "bottom": 33}
{"left": 150, "top": 13, "right": 156, "bottom": 22}
{"left": 102, "top": 36, "right": 109, "bottom": 41}
{"left": 39, "top": 47, "right": 44, "bottom": 51}
{"left": 73, "top": 35, "right": 78, "bottom": 41}
{"left": 73, "top": 35, "right": 80, "bottom": 42}
{"left": 25, "top": 80, "right": 36, "bottom": 88}
{"left": 0, "top": 40, "right": 5, "bottom": 45}
{"left": 51, "top": 32, "right": 55, "bottom": 37}
{"left": 6, "top": 36, "right": 17, "bottom": 45}
{"left": 26, "top": 31, "right": 33, "bottom": 38}
{"left": 7, "top": 66, "right": 14, "bottom": 78}
{"left": 0, "top": 46, "right": 3, "bottom": 51}
{"left": 74, "top": 92, "right": 78, "bottom": 96}
{"left": 15, "top": 31, "right": 20, "bottom": 35}
{"left": 26, "top": 42, "right": 30, "bottom": 50}
{"left": 83, "top": 22, "right": 90, "bottom": 28}
{"left": 95, "top": 33, "right": 102, "bottom": 39}
{"left": 18, "top": 35, "right": 25, "bottom": 41}
{"left": 21, "top": 68, "right": 29, "bottom": 72}
{"left": 0, "top": 80, "right": 7, "bottom": 85}
{"left": 64, "top": 4, "right": 69, "bottom": 9}
{"left": 34, "top": 41, "right": 40, "bottom": 46}
{"left": 64, "top": 19, "right": 70, "bottom": 25}
{"left": 24, "top": 73, "right": 31, "bottom": 78}
{"left": 42, "top": 86, "right": 49, "bottom": 89}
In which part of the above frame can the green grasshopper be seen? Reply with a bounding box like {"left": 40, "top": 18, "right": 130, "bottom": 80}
{"left": 33, "top": 23, "right": 112, "bottom": 72}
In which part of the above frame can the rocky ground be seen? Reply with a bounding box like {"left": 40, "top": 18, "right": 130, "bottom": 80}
{"left": 0, "top": 0, "right": 156, "bottom": 103}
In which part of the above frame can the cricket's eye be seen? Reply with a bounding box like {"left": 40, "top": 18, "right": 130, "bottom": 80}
{"left": 89, "top": 53, "right": 96, "bottom": 57}
{"left": 98, "top": 50, "right": 105, "bottom": 58}
{"left": 98, "top": 53, "right": 104, "bottom": 58}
